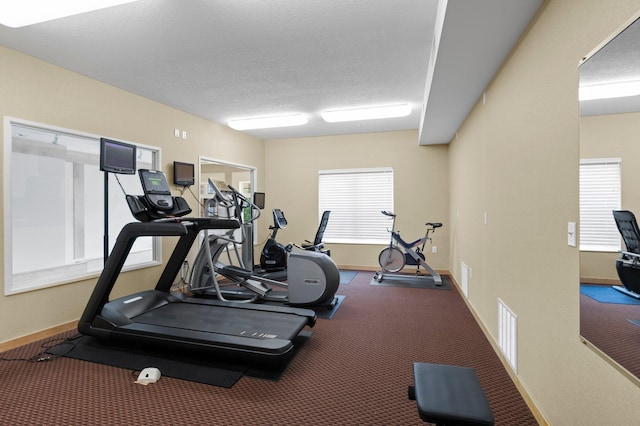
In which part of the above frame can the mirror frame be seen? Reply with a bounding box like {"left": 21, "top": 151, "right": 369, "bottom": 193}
{"left": 579, "top": 12, "right": 640, "bottom": 387}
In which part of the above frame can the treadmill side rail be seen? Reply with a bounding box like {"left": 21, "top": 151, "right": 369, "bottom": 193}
{"left": 79, "top": 221, "right": 191, "bottom": 333}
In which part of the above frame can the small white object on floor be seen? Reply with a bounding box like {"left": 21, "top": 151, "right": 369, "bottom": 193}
{"left": 135, "top": 367, "right": 161, "bottom": 385}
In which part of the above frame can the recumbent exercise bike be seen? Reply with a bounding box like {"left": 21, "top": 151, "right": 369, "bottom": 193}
{"left": 612, "top": 209, "right": 640, "bottom": 298}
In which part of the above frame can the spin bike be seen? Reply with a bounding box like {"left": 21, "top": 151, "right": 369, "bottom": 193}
{"left": 374, "top": 211, "right": 442, "bottom": 286}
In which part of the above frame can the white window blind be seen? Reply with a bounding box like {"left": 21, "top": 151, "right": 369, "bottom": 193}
{"left": 579, "top": 158, "right": 621, "bottom": 252}
{"left": 318, "top": 168, "right": 393, "bottom": 244}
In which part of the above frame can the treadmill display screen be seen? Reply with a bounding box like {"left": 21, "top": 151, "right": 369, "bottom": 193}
{"left": 140, "top": 170, "right": 171, "bottom": 194}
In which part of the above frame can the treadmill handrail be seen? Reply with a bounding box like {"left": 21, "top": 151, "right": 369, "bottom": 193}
{"left": 79, "top": 218, "right": 240, "bottom": 332}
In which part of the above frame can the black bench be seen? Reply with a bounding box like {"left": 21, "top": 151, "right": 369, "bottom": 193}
{"left": 408, "top": 362, "right": 494, "bottom": 426}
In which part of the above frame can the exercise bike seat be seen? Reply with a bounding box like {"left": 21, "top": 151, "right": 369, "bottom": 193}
{"left": 426, "top": 222, "right": 442, "bottom": 228}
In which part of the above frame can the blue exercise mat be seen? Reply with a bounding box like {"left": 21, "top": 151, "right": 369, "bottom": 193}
{"left": 315, "top": 295, "right": 345, "bottom": 320}
{"left": 339, "top": 270, "right": 358, "bottom": 285}
{"left": 580, "top": 284, "right": 640, "bottom": 305}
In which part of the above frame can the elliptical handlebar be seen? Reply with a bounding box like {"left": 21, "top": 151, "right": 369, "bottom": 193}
{"left": 381, "top": 210, "right": 396, "bottom": 217}
{"left": 226, "top": 184, "right": 261, "bottom": 224}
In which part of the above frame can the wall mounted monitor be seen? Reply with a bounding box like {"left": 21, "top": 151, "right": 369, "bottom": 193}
{"left": 99, "top": 138, "right": 137, "bottom": 175}
{"left": 253, "top": 192, "right": 265, "bottom": 209}
{"left": 173, "top": 161, "right": 195, "bottom": 186}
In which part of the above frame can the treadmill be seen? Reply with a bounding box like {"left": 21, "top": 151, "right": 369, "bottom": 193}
{"left": 78, "top": 169, "right": 316, "bottom": 363}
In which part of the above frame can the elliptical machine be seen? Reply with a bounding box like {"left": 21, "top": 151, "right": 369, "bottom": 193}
{"left": 189, "top": 181, "right": 340, "bottom": 309}
{"left": 258, "top": 208, "right": 290, "bottom": 276}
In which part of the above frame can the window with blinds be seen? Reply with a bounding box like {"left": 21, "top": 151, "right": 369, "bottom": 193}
{"left": 318, "top": 168, "right": 393, "bottom": 244}
{"left": 579, "top": 158, "right": 621, "bottom": 252}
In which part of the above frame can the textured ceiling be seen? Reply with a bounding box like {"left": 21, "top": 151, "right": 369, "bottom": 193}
{"left": 580, "top": 16, "right": 640, "bottom": 117}
{"left": 0, "top": 0, "right": 543, "bottom": 143}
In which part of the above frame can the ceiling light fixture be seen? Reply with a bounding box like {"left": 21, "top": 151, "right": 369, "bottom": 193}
{"left": 0, "top": 0, "right": 140, "bottom": 28}
{"left": 579, "top": 81, "right": 640, "bottom": 101}
{"left": 228, "top": 114, "right": 308, "bottom": 131}
{"left": 321, "top": 104, "right": 412, "bottom": 123}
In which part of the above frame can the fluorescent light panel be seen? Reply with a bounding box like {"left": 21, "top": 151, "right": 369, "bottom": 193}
{"left": 579, "top": 80, "right": 640, "bottom": 101}
{"left": 0, "top": 0, "right": 140, "bottom": 28}
{"left": 228, "top": 114, "right": 308, "bottom": 131}
{"left": 322, "top": 104, "right": 412, "bottom": 123}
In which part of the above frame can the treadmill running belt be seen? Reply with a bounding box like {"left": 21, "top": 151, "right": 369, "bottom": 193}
{"left": 135, "top": 302, "right": 308, "bottom": 342}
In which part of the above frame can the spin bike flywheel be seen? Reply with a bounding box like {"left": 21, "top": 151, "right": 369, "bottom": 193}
{"left": 378, "top": 246, "right": 404, "bottom": 273}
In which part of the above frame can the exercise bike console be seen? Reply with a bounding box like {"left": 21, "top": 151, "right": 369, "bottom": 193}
{"left": 273, "top": 208, "right": 288, "bottom": 228}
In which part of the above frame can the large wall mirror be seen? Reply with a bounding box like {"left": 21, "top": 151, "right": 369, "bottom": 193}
{"left": 579, "top": 14, "right": 640, "bottom": 384}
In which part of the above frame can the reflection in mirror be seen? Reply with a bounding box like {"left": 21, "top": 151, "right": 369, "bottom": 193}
{"left": 198, "top": 157, "right": 257, "bottom": 264}
{"left": 579, "top": 15, "right": 640, "bottom": 383}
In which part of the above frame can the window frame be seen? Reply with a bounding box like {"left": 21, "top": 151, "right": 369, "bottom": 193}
{"left": 4, "top": 117, "right": 162, "bottom": 295}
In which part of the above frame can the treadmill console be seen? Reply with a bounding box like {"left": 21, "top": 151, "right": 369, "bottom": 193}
{"left": 125, "top": 169, "right": 192, "bottom": 222}
{"left": 139, "top": 169, "right": 173, "bottom": 211}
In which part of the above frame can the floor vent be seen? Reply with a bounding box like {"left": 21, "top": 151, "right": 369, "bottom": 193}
{"left": 460, "top": 262, "right": 469, "bottom": 298}
{"left": 498, "top": 298, "right": 517, "bottom": 372}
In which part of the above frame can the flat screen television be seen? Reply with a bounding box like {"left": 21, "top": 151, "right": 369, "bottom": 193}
{"left": 253, "top": 192, "right": 265, "bottom": 209}
{"left": 173, "top": 161, "right": 195, "bottom": 186}
{"left": 100, "top": 138, "right": 137, "bottom": 175}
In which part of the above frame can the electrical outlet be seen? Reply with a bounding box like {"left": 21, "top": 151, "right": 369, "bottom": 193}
{"left": 174, "top": 128, "right": 180, "bottom": 137}
{"left": 568, "top": 222, "right": 576, "bottom": 247}
{"left": 182, "top": 130, "right": 187, "bottom": 139}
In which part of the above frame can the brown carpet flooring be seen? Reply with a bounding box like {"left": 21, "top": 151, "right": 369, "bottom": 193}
{"left": 0, "top": 272, "right": 537, "bottom": 425}
{"left": 580, "top": 290, "right": 640, "bottom": 378}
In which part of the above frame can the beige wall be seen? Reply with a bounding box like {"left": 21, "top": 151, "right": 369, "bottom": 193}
{"left": 4, "top": 1, "right": 640, "bottom": 423}
{"left": 0, "top": 45, "right": 264, "bottom": 343}
{"left": 263, "top": 130, "right": 449, "bottom": 270}
{"left": 580, "top": 112, "right": 640, "bottom": 280}
{"left": 448, "top": 0, "right": 640, "bottom": 424}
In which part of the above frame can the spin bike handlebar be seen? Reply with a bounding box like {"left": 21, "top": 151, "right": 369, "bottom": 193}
{"left": 382, "top": 211, "right": 442, "bottom": 230}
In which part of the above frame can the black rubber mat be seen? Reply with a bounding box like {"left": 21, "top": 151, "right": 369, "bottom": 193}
{"left": 48, "top": 331, "right": 310, "bottom": 388}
